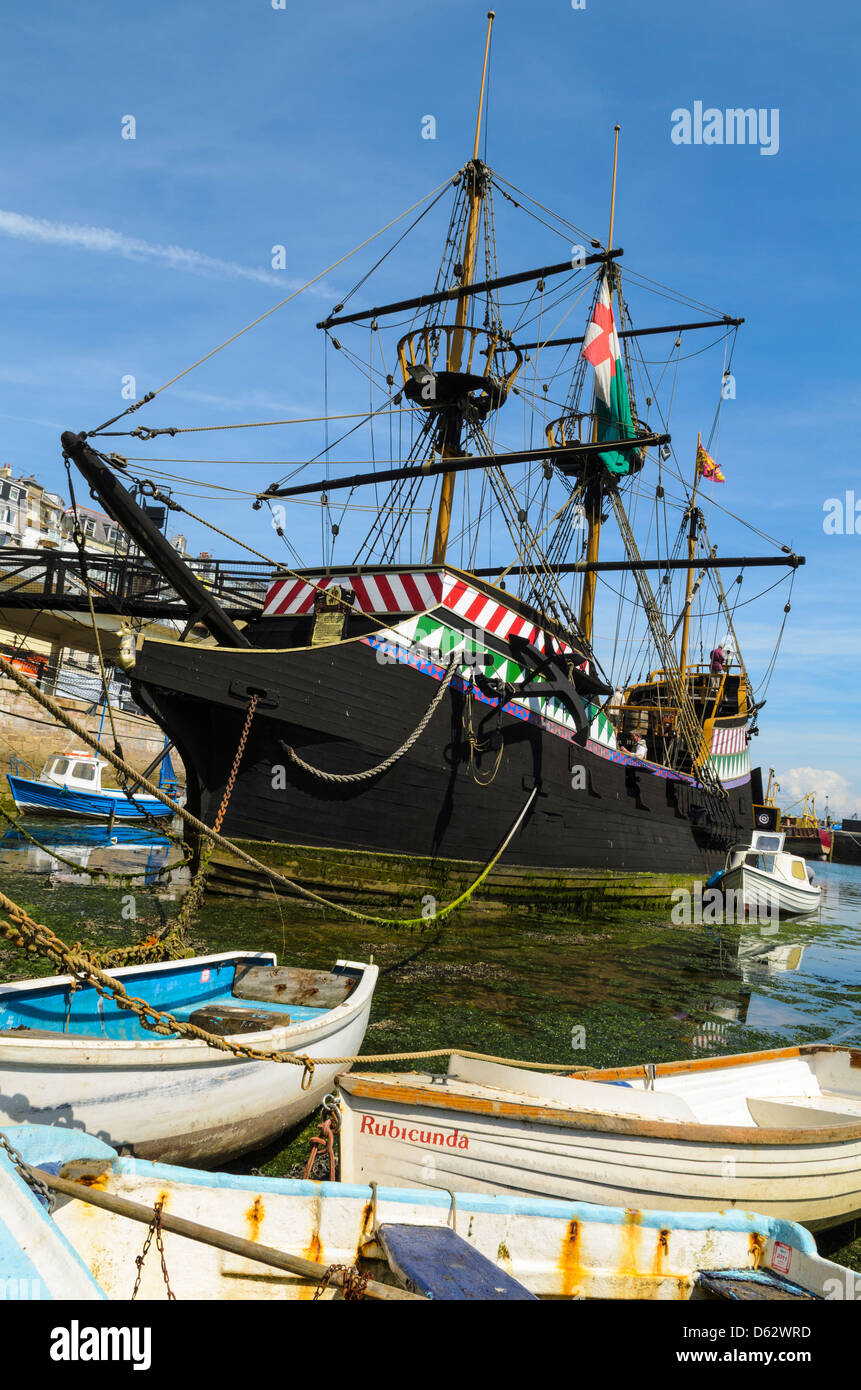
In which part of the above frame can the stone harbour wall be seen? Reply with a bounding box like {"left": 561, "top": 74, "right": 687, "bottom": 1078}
{"left": 0, "top": 678, "right": 184, "bottom": 783}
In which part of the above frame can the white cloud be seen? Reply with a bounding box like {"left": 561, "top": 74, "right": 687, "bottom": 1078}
{"left": 0, "top": 209, "right": 310, "bottom": 289}
{"left": 776, "top": 766, "right": 856, "bottom": 818}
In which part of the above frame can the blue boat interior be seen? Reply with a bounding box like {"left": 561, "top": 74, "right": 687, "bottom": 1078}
{"left": 0, "top": 954, "right": 337, "bottom": 1042}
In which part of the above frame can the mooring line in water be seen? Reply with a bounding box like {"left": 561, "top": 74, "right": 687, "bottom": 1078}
{"left": 0, "top": 651, "right": 535, "bottom": 931}
{"left": 0, "top": 803, "right": 193, "bottom": 886}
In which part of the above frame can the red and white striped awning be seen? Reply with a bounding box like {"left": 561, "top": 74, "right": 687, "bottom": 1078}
{"left": 262, "top": 567, "right": 575, "bottom": 657}
{"left": 263, "top": 570, "right": 445, "bottom": 617}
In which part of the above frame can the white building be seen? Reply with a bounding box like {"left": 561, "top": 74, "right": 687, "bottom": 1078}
{"left": 0, "top": 464, "right": 65, "bottom": 548}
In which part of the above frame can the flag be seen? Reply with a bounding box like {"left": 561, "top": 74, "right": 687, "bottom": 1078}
{"left": 581, "top": 276, "right": 638, "bottom": 476}
{"left": 696, "top": 440, "right": 725, "bottom": 483}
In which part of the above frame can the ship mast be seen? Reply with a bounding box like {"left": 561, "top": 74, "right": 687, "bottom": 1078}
{"left": 431, "top": 8, "right": 495, "bottom": 566}
{"left": 678, "top": 430, "right": 702, "bottom": 685}
{"left": 579, "top": 125, "right": 620, "bottom": 642}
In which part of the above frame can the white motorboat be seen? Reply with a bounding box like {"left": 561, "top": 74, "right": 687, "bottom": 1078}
{"left": 710, "top": 830, "right": 821, "bottom": 919}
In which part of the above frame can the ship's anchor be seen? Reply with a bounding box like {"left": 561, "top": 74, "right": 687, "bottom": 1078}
{"left": 476, "top": 636, "right": 611, "bottom": 744}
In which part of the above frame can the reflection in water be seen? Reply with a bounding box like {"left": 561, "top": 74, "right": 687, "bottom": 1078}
{"left": 0, "top": 819, "right": 186, "bottom": 889}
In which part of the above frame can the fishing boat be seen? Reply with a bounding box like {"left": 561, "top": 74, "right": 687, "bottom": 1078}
{"left": 0, "top": 951, "right": 377, "bottom": 1164}
{"left": 56, "top": 13, "right": 803, "bottom": 889}
{"left": 6, "top": 750, "right": 177, "bottom": 821}
{"left": 338, "top": 1045, "right": 861, "bottom": 1230}
{"left": 1, "top": 1123, "right": 848, "bottom": 1300}
{"left": 708, "top": 829, "right": 821, "bottom": 919}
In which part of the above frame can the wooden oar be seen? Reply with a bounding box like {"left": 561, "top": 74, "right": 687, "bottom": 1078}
{"left": 35, "top": 1168, "right": 423, "bottom": 1302}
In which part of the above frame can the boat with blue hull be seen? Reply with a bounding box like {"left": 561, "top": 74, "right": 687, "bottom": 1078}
{"left": 0, "top": 951, "right": 378, "bottom": 1165}
{"left": 0, "top": 1124, "right": 847, "bottom": 1300}
{"left": 7, "top": 750, "right": 177, "bottom": 822}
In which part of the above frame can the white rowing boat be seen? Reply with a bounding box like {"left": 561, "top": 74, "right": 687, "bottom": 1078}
{"left": 338, "top": 1045, "right": 861, "bottom": 1230}
{"left": 1, "top": 1123, "right": 850, "bottom": 1300}
{"left": 0, "top": 951, "right": 377, "bottom": 1164}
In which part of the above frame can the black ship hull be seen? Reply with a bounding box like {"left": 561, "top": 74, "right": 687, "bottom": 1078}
{"left": 130, "top": 629, "right": 752, "bottom": 875}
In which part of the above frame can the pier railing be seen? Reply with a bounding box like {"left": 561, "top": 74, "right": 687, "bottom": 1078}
{"left": 0, "top": 548, "right": 273, "bottom": 620}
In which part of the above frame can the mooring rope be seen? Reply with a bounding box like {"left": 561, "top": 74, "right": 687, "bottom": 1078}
{"left": 0, "top": 652, "right": 535, "bottom": 929}
{"left": 280, "top": 655, "right": 458, "bottom": 784}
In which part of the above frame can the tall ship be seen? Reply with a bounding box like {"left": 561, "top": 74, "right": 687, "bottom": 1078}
{"left": 61, "top": 15, "right": 801, "bottom": 879}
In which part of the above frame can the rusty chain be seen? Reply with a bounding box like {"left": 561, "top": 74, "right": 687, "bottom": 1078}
{"left": 302, "top": 1094, "right": 341, "bottom": 1181}
{"left": 0, "top": 1129, "right": 55, "bottom": 1213}
{"left": 132, "top": 1198, "right": 176, "bottom": 1300}
{"left": 215, "top": 694, "right": 258, "bottom": 834}
{"left": 313, "top": 1263, "right": 368, "bottom": 1301}
{"left": 170, "top": 694, "right": 259, "bottom": 937}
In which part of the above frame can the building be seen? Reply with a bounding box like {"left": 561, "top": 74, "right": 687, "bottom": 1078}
{"left": 0, "top": 464, "right": 65, "bottom": 549}
{"left": 60, "top": 504, "right": 127, "bottom": 555}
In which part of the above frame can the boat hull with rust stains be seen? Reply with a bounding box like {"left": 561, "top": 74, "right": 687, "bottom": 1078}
{"left": 1, "top": 1124, "right": 849, "bottom": 1300}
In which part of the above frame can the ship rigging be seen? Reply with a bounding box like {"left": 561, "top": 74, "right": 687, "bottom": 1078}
{"left": 59, "top": 12, "right": 803, "bottom": 876}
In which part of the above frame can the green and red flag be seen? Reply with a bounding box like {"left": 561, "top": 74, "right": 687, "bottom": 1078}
{"left": 582, "top": 276, "right": 638, "bottom": 475}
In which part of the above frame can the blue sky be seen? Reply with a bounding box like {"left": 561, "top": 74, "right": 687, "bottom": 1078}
{"left": 1, "top": 0, "right": 859, "bottom": 814}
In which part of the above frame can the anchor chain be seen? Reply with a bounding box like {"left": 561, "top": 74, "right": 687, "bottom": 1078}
{"left": 171, "top": 693, "right": 259, "bottom": 936}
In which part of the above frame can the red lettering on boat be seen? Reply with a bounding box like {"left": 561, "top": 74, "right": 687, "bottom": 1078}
{"left": 357, "top": 1114, "right": 469, "bottom": 1151}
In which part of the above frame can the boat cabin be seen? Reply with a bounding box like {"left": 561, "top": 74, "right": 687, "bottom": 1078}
{"left": 725, "top": 831, "right": 816, "bottom": 887}
{"left": 40, "top": 752, "right": 107, "bottom": 794}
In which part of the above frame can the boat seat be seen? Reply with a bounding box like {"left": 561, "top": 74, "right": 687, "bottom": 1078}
{"left": 449, "top": 1055, "right": 699, "bottom": 1122}
{"left": 378, "top": 1224, "right": 537, "bottom": 1301}
{"left": 233, "top": 963, "right": 357, "bottom": 1009}
{"left": 747, "top": 1096, "right": 861, "bottom": 1128}
{"left": 188, "top": 1004, "right": 292, "bottom": 1036}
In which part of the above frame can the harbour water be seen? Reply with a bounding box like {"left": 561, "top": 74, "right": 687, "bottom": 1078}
{"left": 2, "top": 823, "right": 860, "bottom": 1269}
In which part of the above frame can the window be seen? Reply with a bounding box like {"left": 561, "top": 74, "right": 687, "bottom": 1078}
{"left": 51, "top": 758, "right": 70, "bottom": 777}
{"left": 71, "top": 761, "right": 97, "bottom": 781}
{"left": 791, "top": 862, "right": 807, "bottom": 881}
